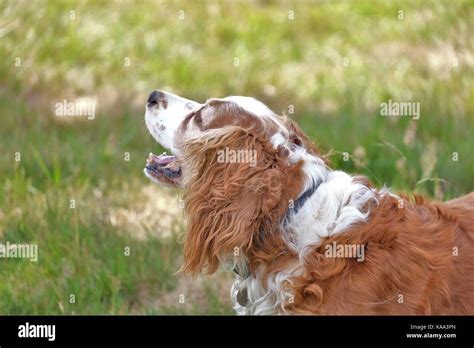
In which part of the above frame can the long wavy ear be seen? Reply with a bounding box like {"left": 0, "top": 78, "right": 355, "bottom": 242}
{"left": 180, "top": 127, "right": 288, "bottom": 275}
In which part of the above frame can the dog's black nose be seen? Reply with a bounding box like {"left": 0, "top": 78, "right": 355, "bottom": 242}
{"left": 147, "top": 90, "right": 169, "bottom": 109}
{"left": 147, "top": 90, "right": 168, "bottom": 109}
{"left": 147, "top": 90, "right": 160, "bottom": 105}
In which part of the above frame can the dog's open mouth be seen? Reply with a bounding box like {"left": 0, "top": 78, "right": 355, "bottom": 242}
{"left": 144, "top": 152, "right": 182, "bottom": 187}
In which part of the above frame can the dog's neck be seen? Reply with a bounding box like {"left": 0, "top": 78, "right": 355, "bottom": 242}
{"left": 232, "top": 161, "right": 380, "bottom": 314}
{"left": 235, "top": 167, "right": 378, "bottom": 275}
{"left": 284, "top": 158, "right": 378, "bottom": 250}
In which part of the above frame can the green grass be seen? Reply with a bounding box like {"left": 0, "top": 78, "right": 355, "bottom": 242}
{"left": 0, "top": 0, "right": 473, "bottom": 314}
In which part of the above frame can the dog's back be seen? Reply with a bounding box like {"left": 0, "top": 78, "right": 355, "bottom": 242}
{"left": 443, "top": 193, "right": 474, "bottom": 314}
{"left": 285, "top": 193, "right": 474, "bottom": 315}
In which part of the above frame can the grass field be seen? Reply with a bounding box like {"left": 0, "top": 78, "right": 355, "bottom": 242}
{"left": 0, "top": 0, "right": 473, "bottom": 314}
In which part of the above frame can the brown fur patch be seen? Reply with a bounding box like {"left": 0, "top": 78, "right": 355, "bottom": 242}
{"left": 284, "top": 193, "right": 474, "bottom": 314}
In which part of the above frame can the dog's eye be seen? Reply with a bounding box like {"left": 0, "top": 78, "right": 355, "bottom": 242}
{"left": 193, "top": 111, "right": 202, "bottom": 125}
{"left": 184, "top": 110, "right": 202, "bottom": 128}
{"left": 291, "top": 135, "right": 303, "bottom": 146}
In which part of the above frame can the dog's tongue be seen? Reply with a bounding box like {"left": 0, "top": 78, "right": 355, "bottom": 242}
{"left": 148, "top": 153, "right": 175, "bottom": 166}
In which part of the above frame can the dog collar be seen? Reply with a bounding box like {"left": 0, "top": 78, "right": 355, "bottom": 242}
{"left": 285, "top": 180, "right": 320, "bottom": 221}
{"left": 232, "top": 182, "right": 320, "bottom": 308}
{"left": 232, "top": 181, "right": 320, "bottom": 278}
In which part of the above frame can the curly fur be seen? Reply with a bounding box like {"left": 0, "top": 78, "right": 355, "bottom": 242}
{"left": 144, "top": 91, "right": 474, "bottom": 315}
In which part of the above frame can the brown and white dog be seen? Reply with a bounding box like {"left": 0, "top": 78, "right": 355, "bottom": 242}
{"left": 143, "top": 90, "right": 474, "bottom": 315}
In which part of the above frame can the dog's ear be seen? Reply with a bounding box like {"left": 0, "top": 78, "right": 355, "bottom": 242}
{"left": 180, "top": 128, "right": 286, "bottom": 275}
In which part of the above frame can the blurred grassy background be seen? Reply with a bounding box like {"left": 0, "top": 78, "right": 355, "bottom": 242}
{"left": 0, "top": 0, "right": 473, "bottom": 314}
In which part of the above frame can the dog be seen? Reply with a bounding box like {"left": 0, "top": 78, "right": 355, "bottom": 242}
{"left": 144, "top": 90, "right": 474, "bottom": 315}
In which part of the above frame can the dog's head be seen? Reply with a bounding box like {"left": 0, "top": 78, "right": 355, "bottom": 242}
{"left": 144, "top": 90, "right": 326, "bottom": 274}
